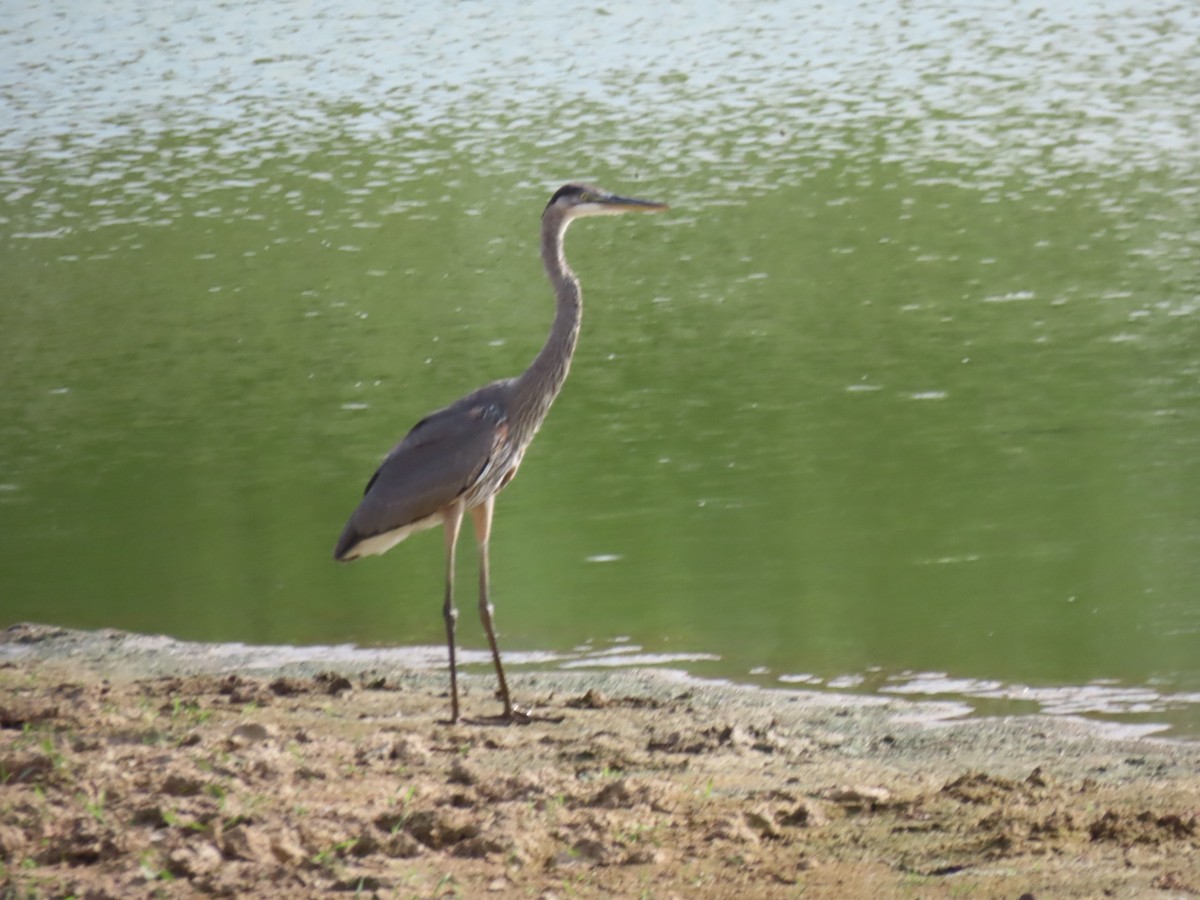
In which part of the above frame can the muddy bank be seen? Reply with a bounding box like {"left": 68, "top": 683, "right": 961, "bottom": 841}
{"left": 1, "top": 623, "right": 1197, "bottom": 898}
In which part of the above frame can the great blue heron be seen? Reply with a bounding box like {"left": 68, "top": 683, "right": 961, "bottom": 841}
{"left": 334, "top": 183, "right": 668, "bottom": 723}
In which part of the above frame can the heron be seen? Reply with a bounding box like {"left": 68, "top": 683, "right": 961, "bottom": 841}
{"left": 334, "top": 183, "right": 668, "bottom": 723}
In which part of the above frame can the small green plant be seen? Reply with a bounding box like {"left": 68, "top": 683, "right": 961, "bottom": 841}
{"left": 161, "top": 808, "right": 209, "bottom": 833}
{"left": 204, "top": 782, "right": 227, "bottom": 806}
{"left": 137, "top": 850, "right": 176, "bottom": 884}
{"left": 388, "top": 785, "right": 416, "bottom": 833}
{"left": 310, "top": 838, "right": 358, "bottom": 866}
{"left": 617, "top": 822, "right": 659, "bottom": 846}
{"left": 169, "top": 698, "right": 211, "bottom": 727}
{"left": 38, "top": 736, "right": 68, "bottom": 773}
{"left": 80, "top": 788, "right": 107, "bottom": 824}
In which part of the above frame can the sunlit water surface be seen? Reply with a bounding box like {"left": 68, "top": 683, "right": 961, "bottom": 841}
{"left": 2, "top": 0, "right": 1198, "bottom": 733}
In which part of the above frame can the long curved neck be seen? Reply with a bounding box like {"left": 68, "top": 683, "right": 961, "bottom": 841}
{"left": 512, "top": 207, "right": 580, "bottom": 432}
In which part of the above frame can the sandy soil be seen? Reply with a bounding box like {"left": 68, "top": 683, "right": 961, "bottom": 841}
{"left": 1, "top": 624, "right": 1197, "bottom": 899}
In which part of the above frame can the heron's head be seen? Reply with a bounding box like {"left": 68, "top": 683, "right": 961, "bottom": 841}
{"left": 545, "top": 183, "right": 668, "bottom": 220}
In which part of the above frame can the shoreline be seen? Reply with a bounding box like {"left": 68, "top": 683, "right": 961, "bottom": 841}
{"left": 3, "top": 621, "right": 1186, "bottom": 740}
{"left": 2, "top": 623, "right": 1198, "bottom": 897}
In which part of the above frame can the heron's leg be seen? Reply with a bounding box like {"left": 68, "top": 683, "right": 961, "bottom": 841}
{"left": 442, "top": 503, "right": 465, "bottom": 723}
{"left": 471, "top": 496, "right": 516, "bottom": 718}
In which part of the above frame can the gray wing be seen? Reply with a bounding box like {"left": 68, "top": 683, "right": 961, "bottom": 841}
{"left": 334, "top": 397, "right": 507, "bottom": 560}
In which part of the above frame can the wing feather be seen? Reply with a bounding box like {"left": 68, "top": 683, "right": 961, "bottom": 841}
{"left": 334, "top": 397, "right": 506, "bottom": 560}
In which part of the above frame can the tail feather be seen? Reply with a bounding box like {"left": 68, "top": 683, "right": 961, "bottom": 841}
{"left": 333, "top": 523, "right": 362, "bottom": 562}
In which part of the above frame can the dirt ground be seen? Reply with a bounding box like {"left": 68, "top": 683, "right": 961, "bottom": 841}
{"left": 1, "top": 624, "right": 1197, "bottom": 899}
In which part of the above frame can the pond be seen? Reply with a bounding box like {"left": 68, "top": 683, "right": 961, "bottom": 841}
{"left": 2, "top": 0, "right": 1198, "bottom": 732}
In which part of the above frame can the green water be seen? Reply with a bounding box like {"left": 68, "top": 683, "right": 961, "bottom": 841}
{"left": 2, "top": 0, "right": 1198, "bottom": 730}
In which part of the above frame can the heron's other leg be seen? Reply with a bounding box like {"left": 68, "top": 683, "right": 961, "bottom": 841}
{"left": 442, "top": 502, "right": 465, "bottom": 723}
{"left": 471, "top": 495, "right": 516, "bottom": 719}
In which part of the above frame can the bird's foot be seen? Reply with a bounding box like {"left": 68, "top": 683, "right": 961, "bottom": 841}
{"left": 464, "top": 704, "right": 564, "bottom": 726}
{"left": 438, "top": 701, "right": 462, "bottom": 726}
{"left": 507, "top": 704, "right": 565, "bottom": 725}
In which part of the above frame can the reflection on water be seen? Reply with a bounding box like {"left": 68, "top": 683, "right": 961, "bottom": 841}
{"left": 2, "top": 0, "right": 1198, "bottom": 733}
{"left": 5, "top": 1, "right": 1198, "bottom": 195}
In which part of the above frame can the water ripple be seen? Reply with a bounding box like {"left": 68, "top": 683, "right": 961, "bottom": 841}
{"left": 3, "top": 0, "right": 1197, "bottom": 197}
